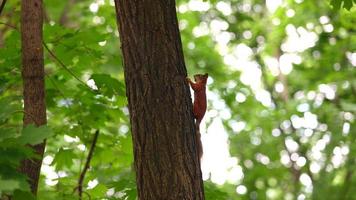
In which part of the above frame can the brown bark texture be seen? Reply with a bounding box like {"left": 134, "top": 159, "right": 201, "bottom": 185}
{"left": 114, "top": 0, "right": 205, "bottom": 199}
{"left": 20, "top": 0, "right": 46, "bottom": 195}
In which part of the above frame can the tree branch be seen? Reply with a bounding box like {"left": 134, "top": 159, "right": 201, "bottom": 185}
{"left": 42, "top": 42, "right": 92, "bottom": 90}
{"left": 75, "top": 130, "right": 99, "bottom": 200}
{"left": 0, "top": 22, "right": 18, "bottom": 30}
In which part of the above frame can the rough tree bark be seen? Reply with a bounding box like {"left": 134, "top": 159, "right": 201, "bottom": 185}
{"left": 20, "top": 0, "right": 46, "bottom": 195}
{"left": 114, "top": 0, "right": 205, "bottom": 199}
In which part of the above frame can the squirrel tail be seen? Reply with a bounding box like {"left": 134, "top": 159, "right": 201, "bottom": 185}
{"left": 195, "top": 123, "right": 203, "bottom": 159}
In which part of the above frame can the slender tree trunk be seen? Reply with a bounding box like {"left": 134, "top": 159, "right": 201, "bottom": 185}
{"left": 20, "top": 0, "right": 46, "bottom": 195}
{"left": 114, "top": 1, "right": 205, "bottom": 199}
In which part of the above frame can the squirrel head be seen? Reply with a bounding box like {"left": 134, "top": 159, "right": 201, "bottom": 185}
{"left": 193, "top": 73, "right": 208, "bottom": 83}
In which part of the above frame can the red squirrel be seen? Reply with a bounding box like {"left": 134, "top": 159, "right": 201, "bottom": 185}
{"left": 187, "top": 73, "right": 208, "bottom": 159}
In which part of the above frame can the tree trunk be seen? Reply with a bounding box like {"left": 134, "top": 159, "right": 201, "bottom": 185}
{"left": 20, "top": 0, "right": 46, "bottom": 195}
{"left": 114, "top": 1, "right": 205, "bottom": 199}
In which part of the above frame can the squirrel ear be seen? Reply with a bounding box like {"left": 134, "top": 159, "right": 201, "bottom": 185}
{"left": 204, "top": 73, "right": 208, "bottom": 77}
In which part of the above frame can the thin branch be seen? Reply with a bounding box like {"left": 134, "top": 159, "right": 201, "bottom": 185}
{"left": 42, "top": 42, "right": 92, "bottom": 90}
{"left": 46, "top": 74, "right": 67, "bottom": 100}
{"left": 0, "top": 22, "right": 94, "bottom": 91}
{"left": 82, "top": 191, "right": 92, "bottom": 200}
{"left": 0, "top": 21, "right": 18, "bottom": 30}
{"left": 75, "top": 130, "right": 99, "bottom": 200}
{"left": 0, "top": 0, "right": 7, "bottom": 16}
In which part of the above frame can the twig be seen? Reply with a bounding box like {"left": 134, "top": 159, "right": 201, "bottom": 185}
{"left": 82, "top": 191, "right": 92, "bottom": 200}
{"left": 42, "top": 42, "right": 93, "bottom": 90}
{"left": 0, "top": 21, "right": 18, "bottom": 30}
{"left": 46, "top": 74, "right": 67, "bottom": 100}
{"left": 75, "top": 130, "right": 99, "bottom": 200}
{"left": 0, "top": 22, "right": 94, "bottom": 91}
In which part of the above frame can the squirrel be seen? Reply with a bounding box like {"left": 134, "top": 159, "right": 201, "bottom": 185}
{"left": 187, "top": 73, "right": 208, "bottom": 159}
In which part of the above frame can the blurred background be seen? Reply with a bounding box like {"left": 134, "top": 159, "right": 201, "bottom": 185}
{"left": 0, "top": 0, "right": 355, "bottom": 199}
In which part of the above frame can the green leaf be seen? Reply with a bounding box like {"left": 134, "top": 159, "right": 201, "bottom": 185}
{"left": 126, "top": 188, "right": 137, "bottom": 200}
{"left": 90, "top": 74, "right": 124, "bottom": 97}
{"left": 52, "top": 148, "right": 76, "bottom": 170}
{"left": 331, "top": 0, "right": 343, "bottom": 9}
{"left": 204, "top": 182, "right": 230, "bottom": 200}
{"left": 330, "top": 0, "right": 355, "bottom": 10}
{"left": 0, "top": 178, "right": 21, "bottom": 192}
{"left": 344, "top": 0, "right": 355, "bottom": 9}
{"left": 18, "top": 125, "right": 53, "bottom": 145}
{"left": 0, "top": 147, "right": 33, "bottom": 166}
{"left": 0, "top": 169, "right": 30, "bottom": 194}
{"left": 0, "top": 97, "right": 18, "bottom": 121}
{"left": 13, "top": 190, "right": 36, "bottom": 200}
{"left": 88, "top": 184, "right": 107, "bottom": 198}
{"left": 0, "top": 127, "right": 17, "bottom": 142}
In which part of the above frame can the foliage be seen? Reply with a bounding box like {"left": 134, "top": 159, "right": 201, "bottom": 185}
{"left": 330, "top": 0, "right": 356, "bottom": 10}
{"left": 0, "top": 0, "right": 355, "bottom": 200}
{"left": 178, "top": 0, "right": 356, "bottom": 199}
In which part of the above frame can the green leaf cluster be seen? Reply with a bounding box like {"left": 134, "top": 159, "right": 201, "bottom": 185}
{"left": 330, "top": 0, "right": 356, "bottom": 10}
